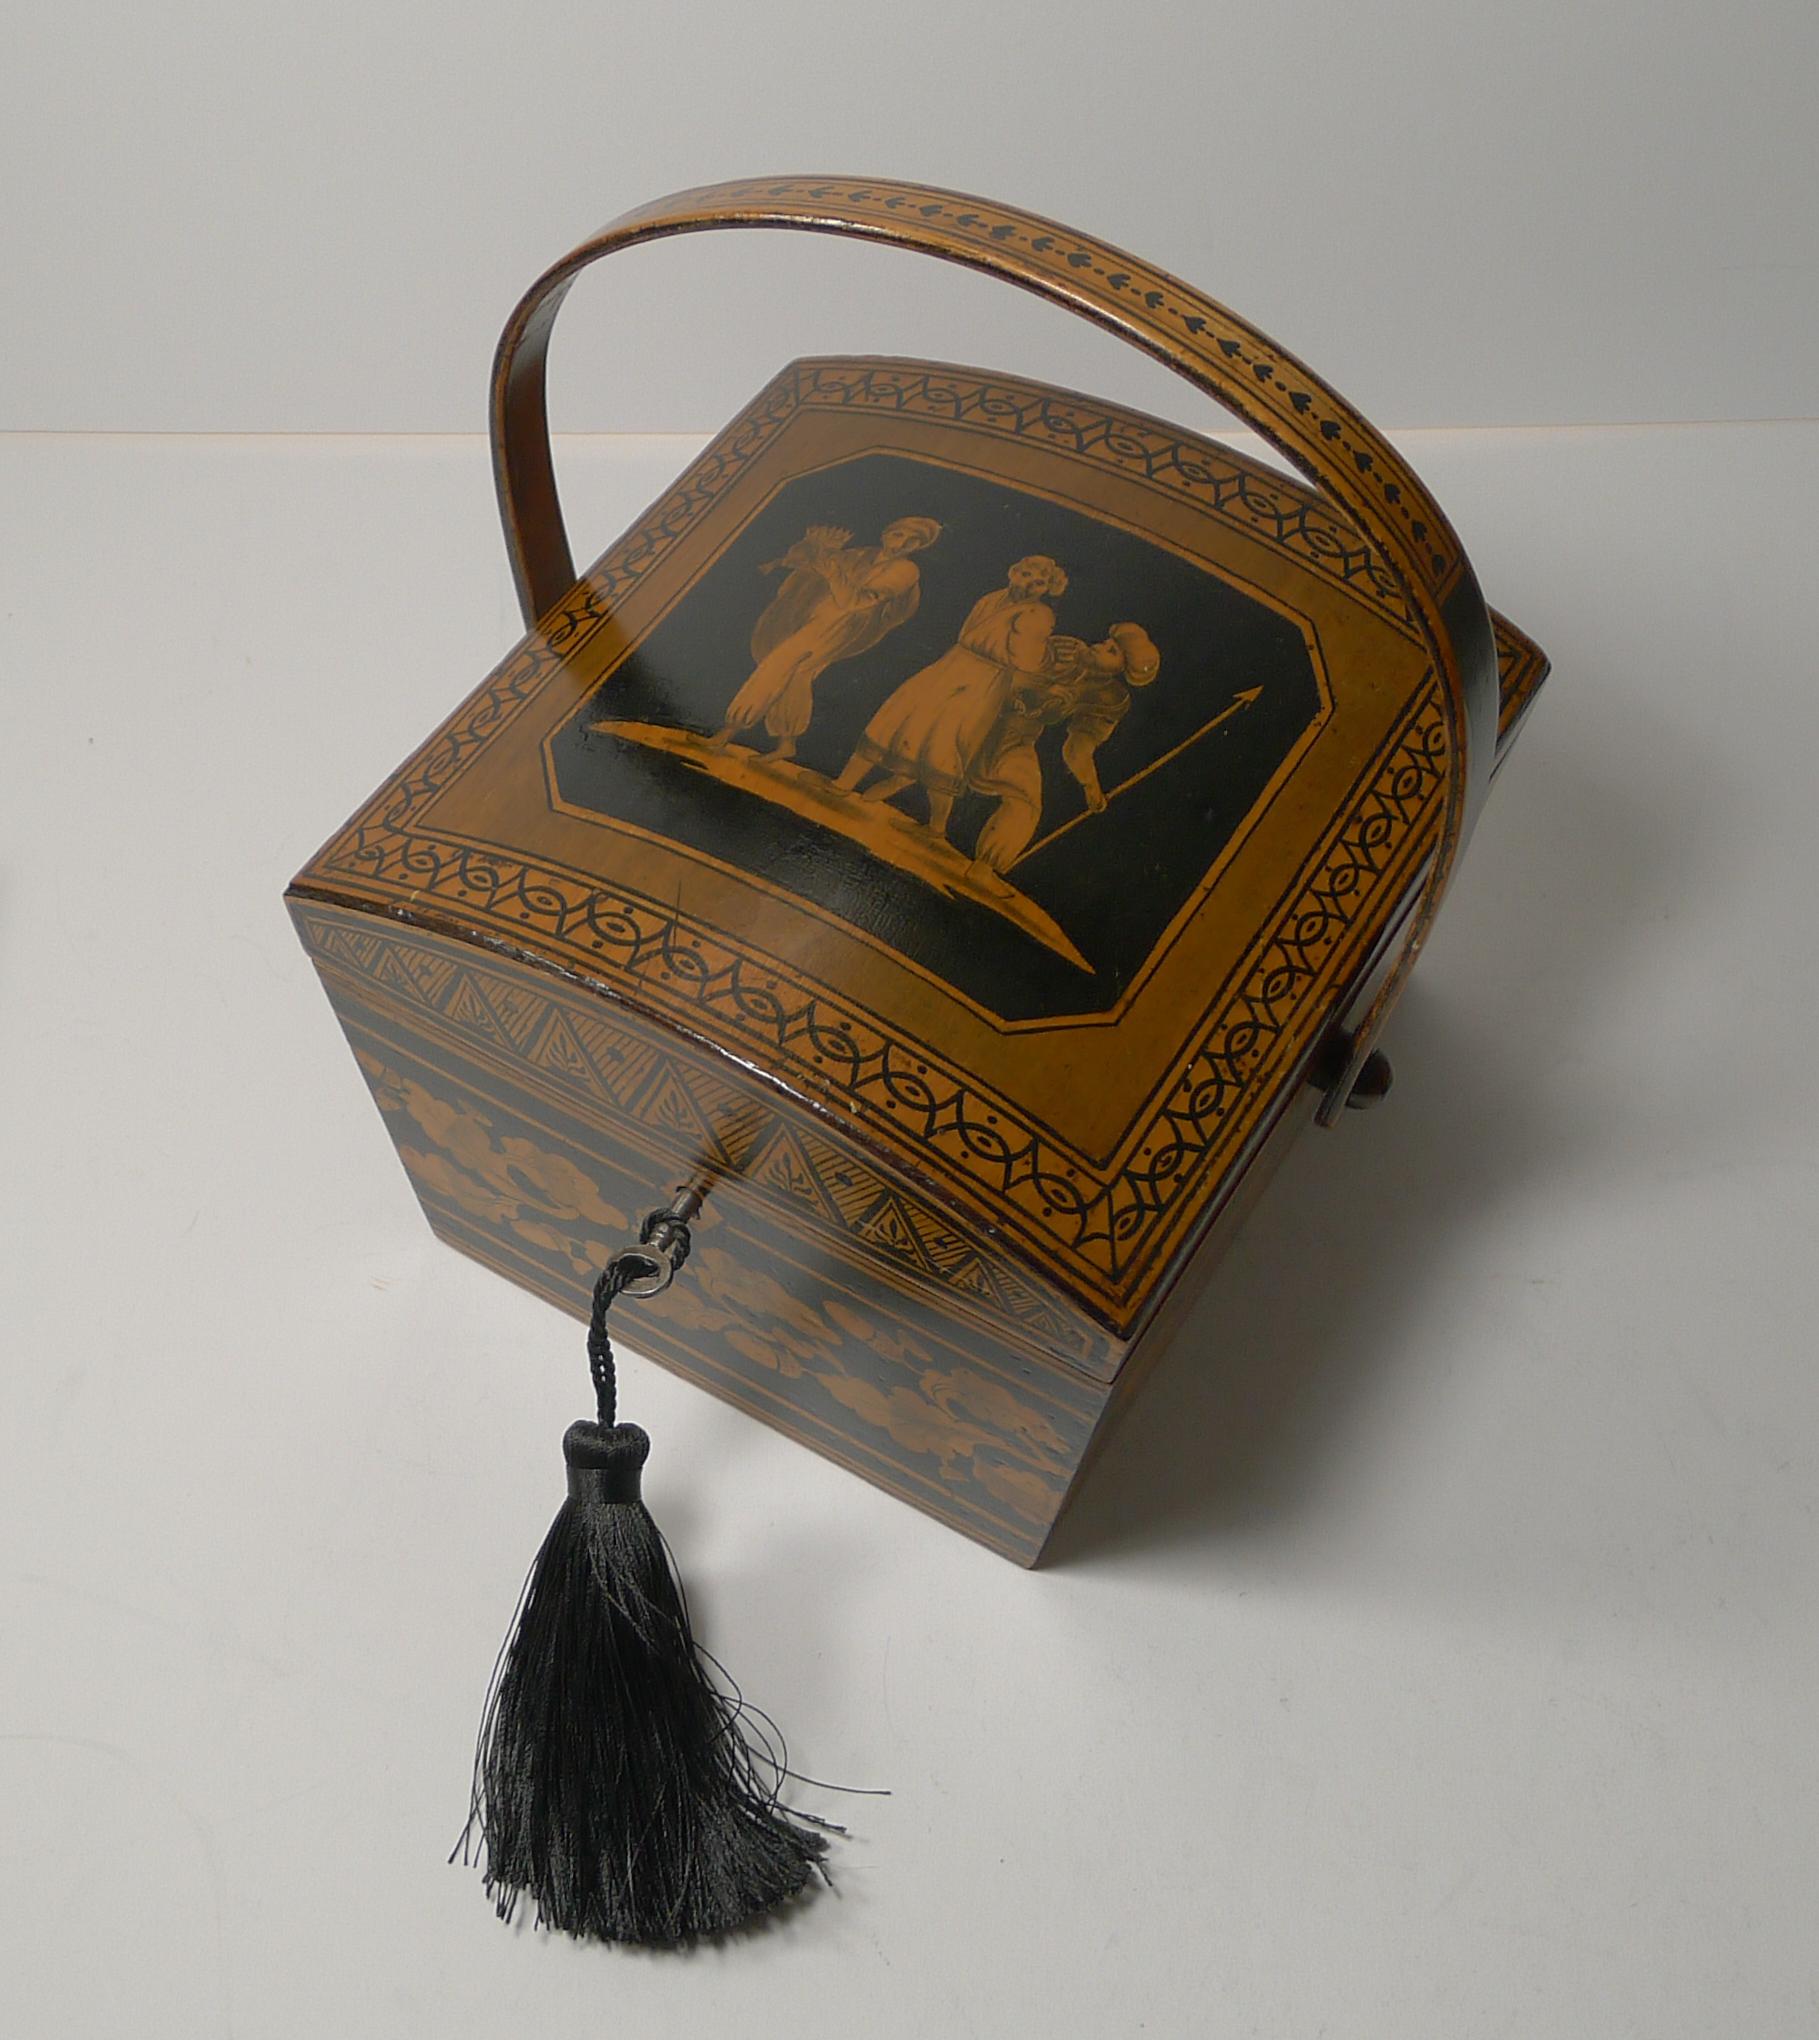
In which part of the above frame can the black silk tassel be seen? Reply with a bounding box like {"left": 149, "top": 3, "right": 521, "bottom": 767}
{"left": 456, "top": 1202, "right": 831, "bottom": 1943}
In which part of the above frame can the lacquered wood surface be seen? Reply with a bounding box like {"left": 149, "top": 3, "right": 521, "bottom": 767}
{"left": 294, "top": 357, "right": 1545, "bottom": 1341}
{"left": 487, "top": 179, "right": 1502, "bottom": 1114}
{"left": 289, "top": 346, "right": 1546, "bottom": 1548}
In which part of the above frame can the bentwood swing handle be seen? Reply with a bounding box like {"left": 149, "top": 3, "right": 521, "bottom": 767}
{"left": 488, "top": 176, "right": 1498, "bottom": 1116}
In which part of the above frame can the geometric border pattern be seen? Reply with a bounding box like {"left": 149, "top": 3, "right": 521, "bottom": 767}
{"left": 794, "top": 361, "right": 1422, "bottom": 633}
{"left": 298, "top": 903, "right": 1111, "bottom": 1373}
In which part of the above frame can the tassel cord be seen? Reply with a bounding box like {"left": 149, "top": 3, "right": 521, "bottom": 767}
{"left": 585, "top": 1261, "right": 632, "bottom": 1428}
{"left": 587, "top": 1208, "right": 694, "bottom": 1427}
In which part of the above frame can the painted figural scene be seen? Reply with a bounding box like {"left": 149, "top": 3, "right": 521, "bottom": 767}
{"left": 556, "top": 452, "right": 1326, "bottom": 1021}
{"left": 596, "top": 519, "right": 1165, "bottom": 966}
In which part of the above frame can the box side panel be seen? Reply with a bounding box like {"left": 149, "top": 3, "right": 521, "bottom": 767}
{"left": 1035, "top": 1062, "right": 1322, "bottom": 1562}
{"left": 1028, "top": 858, "right": 1436, "bottom": 1559}
{"left": 289, "top": 896, "right": 1117, "bottom": 1377}
{"left": 291, "top": 897, "right": 1109, "bottom": 1564}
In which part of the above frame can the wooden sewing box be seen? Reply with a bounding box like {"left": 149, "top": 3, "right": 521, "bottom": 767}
{"left": 288, "top": 178, "right": 1549, "bottom": 1564}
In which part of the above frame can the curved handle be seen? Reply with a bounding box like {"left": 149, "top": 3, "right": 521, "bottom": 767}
{"left": 489, "top": 176, "right": 1498, "bottom": 1114}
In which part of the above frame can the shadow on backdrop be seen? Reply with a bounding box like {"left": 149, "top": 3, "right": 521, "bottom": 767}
{"left": 1045, "top": 679, "right": 1725, "bottom": 1571}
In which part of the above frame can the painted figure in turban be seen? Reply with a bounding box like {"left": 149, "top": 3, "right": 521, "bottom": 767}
{"left": 834, "top": 555, "right": 1069, "bottom": 843}
{"left": 713, "top": 516, "right": 941, "bottom": 761}
{"left": 969, "top": 623, "right": 1162, "bottom": 880}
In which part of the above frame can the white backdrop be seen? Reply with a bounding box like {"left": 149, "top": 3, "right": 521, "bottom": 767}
{"left": 5, "top": 0, "right": 1816, "bottom": 436}
{"left": 9, "top": 9, "right": 1819, "bottom": 2033}
{"left": 6, "top": 421, "right": 1819, "bottom": 2036}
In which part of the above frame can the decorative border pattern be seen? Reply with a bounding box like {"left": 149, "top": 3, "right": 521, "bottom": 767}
{"left": 299, "top": 362, "right": 1472, "bottom": 1327}
{"left": 299, "top": 904, "right": 1109, "bottom": 1372}
{"left": 793, "top": 361, "right": 1418, "bottom": 634}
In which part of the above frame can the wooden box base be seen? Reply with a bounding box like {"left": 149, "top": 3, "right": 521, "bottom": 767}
{"left": 293, "top": 897, "right": 1133, "bottom": 1564}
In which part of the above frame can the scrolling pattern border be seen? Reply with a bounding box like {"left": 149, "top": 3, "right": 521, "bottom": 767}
{"left": 793, "top": 361, "right": 1417, "bottom": 634}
